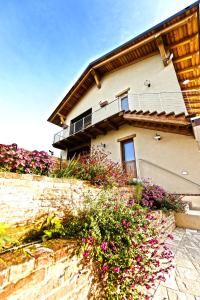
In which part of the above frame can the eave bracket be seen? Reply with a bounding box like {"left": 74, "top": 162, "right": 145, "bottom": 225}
{"left": 155, "top": 34, "right": 171, "bottom": 67}
{"left": 91, "top": 68, "right": 101, "bottom": 89}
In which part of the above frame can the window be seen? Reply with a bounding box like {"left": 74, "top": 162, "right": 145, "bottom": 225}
{"left": 122, "top": 140, "right": 135, "bottom": 162}
{"left": 120, "top": 95, "right": 129, "bottom": 112}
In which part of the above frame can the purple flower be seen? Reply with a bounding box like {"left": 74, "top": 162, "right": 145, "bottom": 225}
{"left": 100, "top": 242, "right": 108, "bottom": 251}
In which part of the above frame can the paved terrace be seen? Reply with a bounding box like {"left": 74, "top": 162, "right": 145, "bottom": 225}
{"left": 153, "top": 228, "right": 200, "bottom": 300}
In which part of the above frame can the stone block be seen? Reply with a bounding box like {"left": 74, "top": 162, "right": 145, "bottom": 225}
{"left": 9, "top": 258, "right": 35, "bottom": 283}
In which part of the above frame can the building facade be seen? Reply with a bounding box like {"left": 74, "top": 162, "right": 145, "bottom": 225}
{"left": 48, "top": 2, "right": 200, "bottom": 194}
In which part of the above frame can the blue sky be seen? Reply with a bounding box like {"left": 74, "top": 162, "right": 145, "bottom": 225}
{"left": 0, "top": 0, "right": 195, "bottom": 156}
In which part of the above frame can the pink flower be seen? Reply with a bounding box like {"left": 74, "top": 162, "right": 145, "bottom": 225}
{"left": 145, "top": 284, "right": 151, "bottom": 289}
{"left": 136, "top": 256, "right": 142, "bottom": 263}
{"left": 100, "top": 242, "right": 108, "bottom": 251}
{"left": 112, "top": 266, "right": 120, "bottom": 273}
{"left": 167, "top": 234, "right": 174, "bottom": 240}
{"left": 83, "top": 251, "right": 90, "bottom": 257}
{"left": 102, "top": 265, "right": 109, "bottom": 271}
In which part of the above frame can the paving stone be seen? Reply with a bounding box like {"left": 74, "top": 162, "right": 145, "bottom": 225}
{"left": 186, "top": 229, "right": 198, "bottom": 234}
{"left": 160, "top": 269, "right": 178, "bottom": 290}
{"left": 154, "top": 227, "right": 200, "bottom": 300}
{"left": 153, "top": 285, "right": 169, "bottom": 300}
{"left": 173, "top": 228, "right": 186, "bottom": 234}
{"left": 175, "top": 252, "right": 196, "bottom": 269}
{"left": 176, "top": 277, "right": 200, "bottom": 296}
{"left": 179, "top": 237, "right": 197, "bottom": 248}
{"left": 175, "top": 266, "right": 200, "bottom": 282}
{"left": 167, "top": 288, "right": 196, "bottom": 300}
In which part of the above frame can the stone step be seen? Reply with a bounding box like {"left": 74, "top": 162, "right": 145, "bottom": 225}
{"left": 175, "top": 210, "right": 200, "bottom": 230}
{"left": 182, "top": 196, "right": 200, "bottom": 210}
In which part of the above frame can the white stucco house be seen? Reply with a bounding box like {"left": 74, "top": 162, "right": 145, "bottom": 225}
{"left": 48, "top": 1, "right": 200, "bottom": 194}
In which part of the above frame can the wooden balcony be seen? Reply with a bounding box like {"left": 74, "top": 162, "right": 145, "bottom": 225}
{"left": 53, "top": 92, "right": 195, "bottom": 150}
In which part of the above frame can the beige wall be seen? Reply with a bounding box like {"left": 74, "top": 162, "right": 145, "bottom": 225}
{"left": 92, "top": 125, "right": 200, "bottom": 194}
{"left": 65, "top": 54, "right": 186, "bottom": 126}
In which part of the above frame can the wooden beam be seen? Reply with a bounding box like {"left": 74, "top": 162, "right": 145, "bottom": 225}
{"left": 70, "top": 135, "right": 83, "bottom": 142}
{"left": 174, "top": 51, "right": 199, "bottom": 64}
{"left": 123, "top": 113, "right": 189, "bottom": 126}
{"left": 92, "top": 125, "right": 106, "bottom": 135}
{"left": 128, "top": 121, "right": 192, "bottom": 135}
{"left": 93, "top": 13, "right": 197, "bottom": 69}
{"left": 182, "top": 85, "right": 200, "bottom": 91}
{"left": 180, "top": 76, "right": 200, "bottom": 83}
{"left": 104, "top": 119, "right": 118, "bottom": 130}
{"left": 81, "top": 131, "right": 94, "bottom": 139}
{"left": 91, "top": 68, "right": 101, "bottom": 88}
{"left": 177, "top": 65, "right": 200, "bottom": 75}
{"left": 185, "top": 99, "right": 200, "bottom": 103}
{"left": 57, "top": 113, "right": 65, "bottom": 124}
{"left": 169, "top": 33, "right": 198, "bottom": 49}
{"left": 117, "top": 134, "right": 136, "bottom": 142}
{"left": 155, "top": 34, "right": 169, "bottom": 66}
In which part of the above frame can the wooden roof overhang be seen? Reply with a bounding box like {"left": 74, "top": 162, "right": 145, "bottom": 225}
{"left": 53, "top": 111, "right": 193, "bottom": 150}
{"left": 48, "top": 1, "right": 200, "bottom": 127}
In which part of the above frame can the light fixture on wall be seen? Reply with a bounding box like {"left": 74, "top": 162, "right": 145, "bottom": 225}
{"left": 101, "top": 143, "right": 106, "bottom": 148}
{"left": 153, "top": 133, "right": 162, "bottom": 141}
{"left": 182, "top": 79, "right": 190, "bottom": 85}
{"left": 49, "top": 150, "right": 54, "bottom": 156}
{"left": 181, "top": 170, "right": 189, "bottom": 175}
{"left": 144, "top": 80, "right": 151, "bottom": 87}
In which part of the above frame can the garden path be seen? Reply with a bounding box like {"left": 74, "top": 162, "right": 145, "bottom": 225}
{"left": 153, "top": 228, "right": 200, "bottom": 300}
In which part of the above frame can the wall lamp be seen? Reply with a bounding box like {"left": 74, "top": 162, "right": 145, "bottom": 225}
{"left": 144, "top": 80, "right": 151, "bottom": 87}
{"left": 154, "top": 133, "right": 162, "bottom": 141}
{"left": 182, "top": 79, "right": 190, "bottom": 85}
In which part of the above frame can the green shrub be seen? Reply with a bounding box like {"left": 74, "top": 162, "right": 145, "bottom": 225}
{"left": 0, "top": 223, "right": 13, "bottom": 250}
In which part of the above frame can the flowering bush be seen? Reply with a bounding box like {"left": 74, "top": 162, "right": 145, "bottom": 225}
{"left": 131, "top": 180, "right": 186, "bottom": 212}
{"left": 141, "top": 182, "right": 166, "bottom": 209}
{"left": 53, "top": 147, "right": 129, "bottom": 186}
{"left": 74, "top": 195, "right": 174, "bottom": 299}
{"left": 29, "top": 192, "right": 174, "bottom": 299}
{"left": 0, "top": 143, "right": 54, "bottom": 175}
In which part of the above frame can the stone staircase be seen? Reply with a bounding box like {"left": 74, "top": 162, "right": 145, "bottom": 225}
{"left": 175, "top": 195, "right": 200, "bottom": 230}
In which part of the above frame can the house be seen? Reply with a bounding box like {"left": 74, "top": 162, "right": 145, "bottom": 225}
{"left": 48, "top": 1, "right": 200, "bottom": 195}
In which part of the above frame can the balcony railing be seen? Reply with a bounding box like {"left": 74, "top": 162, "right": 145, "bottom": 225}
{"left": 53, "top": 90, "right": 200, "bottom": 144}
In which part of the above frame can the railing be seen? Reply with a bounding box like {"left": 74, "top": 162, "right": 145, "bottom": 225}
{"left": 138, "top": 158, "right": 200, "bottom": 189}
{"left": 53, "top": 90, "right": 200, "bottom": 144}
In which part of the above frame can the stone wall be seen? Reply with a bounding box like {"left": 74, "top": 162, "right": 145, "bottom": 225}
{"left": 0, "top": 240, "right": 93, "bottom": 300}
{"left": 0, "top": 172, "right": 100, "bottom": 225}
{"left": 0, "top": 211, "right": 175, "bottom": 300}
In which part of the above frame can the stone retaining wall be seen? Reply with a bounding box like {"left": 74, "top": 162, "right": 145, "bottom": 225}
{"left": 0, "top": 211, "right": 175, "bottom": 300}
{"left": 0, "top": 172, "right": 100, "bottom": 225}
{"left": 0, "top": 240, "right": 93, "bottom": 300}
{"left": 0, "top": 172, "right": 134, "bottom": 225}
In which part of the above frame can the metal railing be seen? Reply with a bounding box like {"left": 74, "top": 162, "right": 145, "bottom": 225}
{"left": 138, "top": 158, "right": 200, "bottom": 189}
{"left": 53, "top": 90, "right": 200, "bottom": 144}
